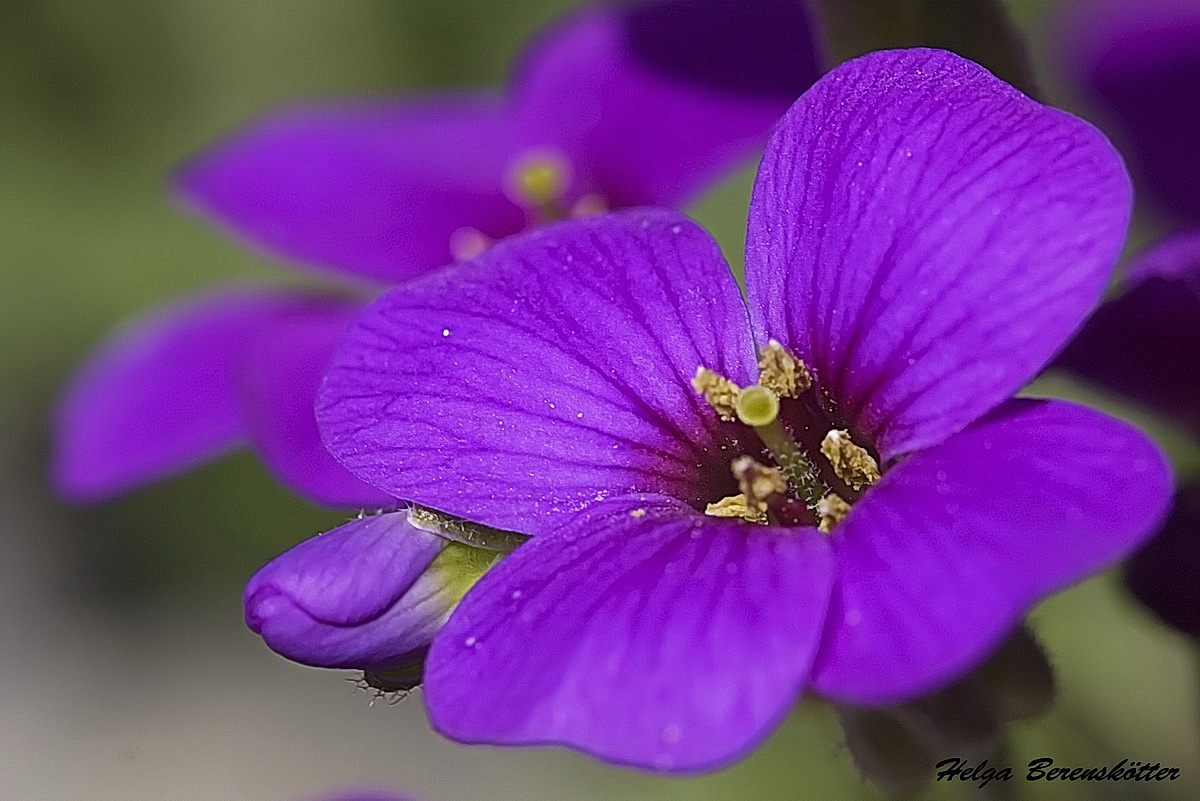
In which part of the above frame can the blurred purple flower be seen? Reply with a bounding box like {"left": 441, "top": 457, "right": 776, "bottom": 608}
{"left": 1057, "top": 232, "right": 1200, "bottom": 435}
{"left": 312, "top": 49, "right": 1170, "bottom": 771}
{"left": 53, "top": 0, "right": 821, "bottom": 506}
{"left": 1057, "top": 0, "right": 1200, "bottom": 224}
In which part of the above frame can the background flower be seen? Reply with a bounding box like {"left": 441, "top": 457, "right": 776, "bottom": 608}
{"left": 52, "top": 0, "right": 822, "bottom": 507}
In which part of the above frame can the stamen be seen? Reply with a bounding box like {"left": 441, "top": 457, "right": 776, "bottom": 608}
{"left": 705, "top": 493, "right": 768, "bottom": 524}
{"left": 817, "top": 492, "right": 852, "bottom": 534}
{"left": 505, "top": 149, "right": 571, "bottom": 219}
{"left": 758, "top": 340, "right": 811, "bottom": 399}
{"left": 692, "top": 367, "right": 740, "bottom": 421}
{"left": 820, "top": 429, "right": 881, "bottom": 491}
{"left": 731, "top": 455, "right": 787, "bottom": 512}
{"left": 570, "top": 193, "right": 607, "bottom": 218}
{"left": 449, "top": 226, "right": 491, "bottom": 262}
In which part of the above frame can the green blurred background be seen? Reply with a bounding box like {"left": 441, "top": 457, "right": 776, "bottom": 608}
{"left": 2, "top": 1, "right": 1197, "bottom": 799}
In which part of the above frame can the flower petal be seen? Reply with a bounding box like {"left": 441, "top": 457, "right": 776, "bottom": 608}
{"left": 54, "top": 287, "right": 315, "bottom": 501}
{"left": 244, "top": 511, "right": 496, "bottom": 671}
{"left": 810, "top": 398, "right": 1171, "bottom": 704}
{"left": 240, "top": 300, "right": 394, "bottom": 507}
{"left": 318, "top": 209, "right": 757, "bottom": 532}
{"left": 746, "top": 49, "right": 1131, "bottom": 459}
{"left": 423, "top": 495, "right": 834, "bottom": 772}
{"left": 512, "top": 0, "right": 822, "bottom": 207}
{"left": 176, "top": 96, "right": 527, "bottom": 284}
{"left": 1125, "top": 483, "right": 1200, "bottom": 639}
{"left": 1055, "top": 229, "right": 1200, "bottom": 434}
{"left": 1057, "top": 0, "right": 1200, "bottom": 223}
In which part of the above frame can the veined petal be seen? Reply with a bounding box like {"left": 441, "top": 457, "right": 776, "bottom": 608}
{"left": 746, "top": 49, "right": 1131, "bottom": 460}
{"left": 1056, "top": 0, "right": 1200, "bottom": 223}
{"left": 1126, "top": 483, "right": 1200, "bottom": 638}
{"left": 176, "top": 96, "right": 527, "bottom": 284}
{"left": 512, "top": 0, "right": 821, "bottom": 208}
{"left": 240, "top": 301, "right": 393, "bottom": 507}
{"left": 1055, "top": 229, "right": 1200, "bottom": 435}
{"left": 424, "top": 495, "right": 834, "bottom": 772}
{"left": 244, "top": 511, "right": 497, "bottom": 671}
{"left": 810, "top": 399, "right": 1171, "bottom": 704}
{"left": 318, "top": 209, "right": 757, "bottom": 532}
{"left": 54, "top": 287, "right": 320, "bottom": 501}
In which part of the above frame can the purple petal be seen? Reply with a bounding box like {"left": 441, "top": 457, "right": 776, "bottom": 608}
{"left": 810, "top": 398, "right": 1171, "bottom": 704}
{"left": 1057, "top": 0, "right": 1200, "bottom": 223}
{"left": 424, "top": 495, "right": 834, "bottom": 772}
{"left": 176, "top": 96, "right": 527, "bottom": 283}
{"left": 318, "top": 209, "right": 756, "bottom": 533}
{"left": 54, "top": 287, "right": 317, "bottom": 501}
{"left": 1125, "top": 483, "right": 1200, "bottom": 638}
{"left": 1055, "top": 229, "right": 1200, "bottom": 434}
{"left": 512, "top": 0, "right": 822, "bottom": 208}
{"left": 746, "top": 49, "right": 1131, "bottom": 460}
{"left": 244, "top": 512, "right": 458, "bottom": 671}
{"left": 240, "top": 300, "right": 394, "bottom": 507}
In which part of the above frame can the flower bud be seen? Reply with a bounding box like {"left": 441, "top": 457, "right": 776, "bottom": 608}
{"left": 244, "top": 510, "right": 500, "bottom": 673}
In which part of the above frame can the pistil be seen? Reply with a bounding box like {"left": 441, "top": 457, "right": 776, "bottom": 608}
{"left": 505, "top": 149, "right": 572, "bottom": 223}
{"left": 734, "top": 385, "right": 826, "bottom": 509}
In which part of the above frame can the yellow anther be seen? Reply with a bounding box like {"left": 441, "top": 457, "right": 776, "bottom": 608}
{"left": 506, "top": 149, "right": 571, "bottom": 210}
{"left": 820, "top": 429, "right": 881, "bottom": 491}
{"left": 817, "top": 492, "right": 852, "bottom": 534}
{"left": 731, "top": 455, "right": 787, "bottom": 512}
{"left": 692, "top": 367, "right": 741, "bottom": 421}
{"left": 449, "top": 226, "right": 491, "bottom": 262}
{"left": 705, "top": 493, "right": 768, "bottom": 524}
{"left": 758, "top": 340, "right": 811, "bottom": 399}
{"left": 735, "top": 385, "right": 780, "bottom": 428}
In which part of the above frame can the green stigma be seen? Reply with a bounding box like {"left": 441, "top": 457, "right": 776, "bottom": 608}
{"left": 735, "top": 385, "right": 780, "bottom": 427}
{"left": 506, "top": 149, "right": 571, "bottom": 214}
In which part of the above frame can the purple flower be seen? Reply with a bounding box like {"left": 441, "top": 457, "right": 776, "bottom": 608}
{"left": 312, "top": 49, "right": 1171, "bottom": 771}
{"left": 53, "top": 0, "right": 821, "bottom": 505}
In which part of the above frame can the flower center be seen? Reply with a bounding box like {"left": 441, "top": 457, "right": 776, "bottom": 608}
{"left": 450, "top": 148, "right": 609, "bottom": 262}
{"left": 694, "top": 341, "right": 881, "bottom": 532}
